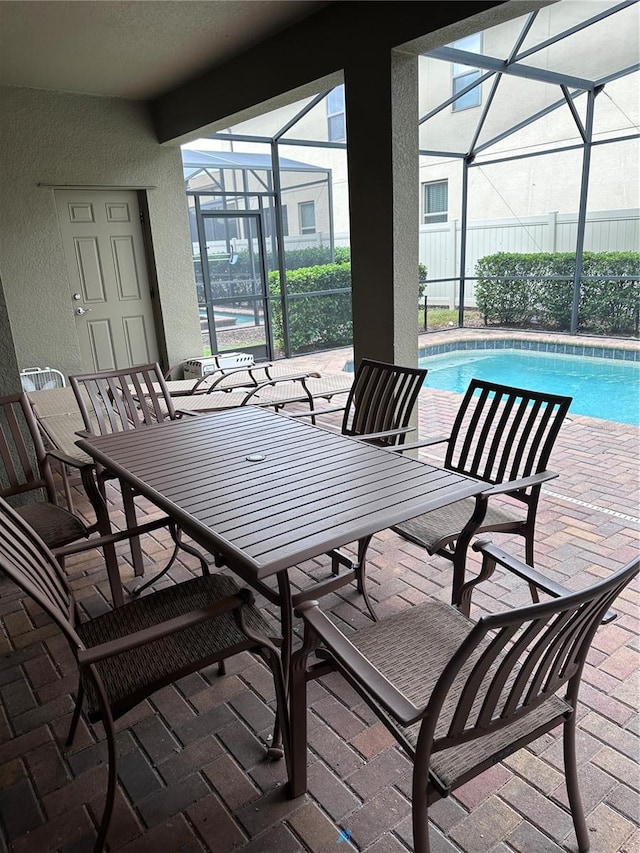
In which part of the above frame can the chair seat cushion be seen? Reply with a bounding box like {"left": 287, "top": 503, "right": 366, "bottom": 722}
{"left": 15, "top": 502, "right": 88, "bottom": 549}
{"left": 345, "top": 600, "right": 570, "bottom": 791}
{"left": 77, "top": 573, "right": 275, "bottom": 720}
{"left": 392, "top": 497, "right": 524, "bottom": 553}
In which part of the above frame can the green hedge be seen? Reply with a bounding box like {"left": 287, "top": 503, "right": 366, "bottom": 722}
{"left": 475, "top": 252, "right": 640, "bottom": 334}
{"left": 269, "top": 263, "right": 352, "bottom": 353}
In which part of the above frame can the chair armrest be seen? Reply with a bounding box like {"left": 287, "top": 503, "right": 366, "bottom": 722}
{"left": 287, "top": 403, "right": 347, "bottom": 419}
{"left": 472, "top": 541, "right": 617, "bottom": 623}
{"left": 472, "top": 541, "right": 572, "bottom": 599}
{"left": 295, "top": 601, "right": 422, "bottom": 725}
{"left": 388, "top": 435, "right": 450, "bottom": 452}
{"left": 203, "top": 364, "right": 272, "bottom": 392}
{"left": 77, "top": 588, "right": 254, "bottom": 665}
{"left": 46, "top": 448, "right": 93, "bottom": 470}
{"left": 355, "top": 426, "right": 415, "bottom": 443}
{"left": 239, "top": 372, "right": 319, "bottom": 402}
{"left": 481, "top": 470, "right": 559, "bottom": 496}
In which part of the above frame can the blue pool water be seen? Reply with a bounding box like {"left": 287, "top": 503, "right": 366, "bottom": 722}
{"left": 418, "top": 349, "right": 640, "bottom": 426}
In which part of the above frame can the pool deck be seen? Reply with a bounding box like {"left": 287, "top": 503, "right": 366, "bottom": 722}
{"left": 0, "top": 329, "right": 638, "bottom": 853}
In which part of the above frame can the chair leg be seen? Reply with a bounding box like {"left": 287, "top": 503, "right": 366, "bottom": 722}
{"left": 131, "top": 523, "right": 208, "bottom": 597}
{"left": 524, "top": 531, "right": 541, "bottom": 603}
{"left": 131, "top": 537, "right": 180, "bottom": 596}
{"left": 94, "top": 712, "right": 118, "bottom": 853}
{"left": 412, "top": 769, "right": 432, "bottom": 853}
{"left": 66, "top": 682, "right": 85, "bottom": 746}
{"left": 171, "top": 525, "right": 209, "bottom": 575}
{"left": 564, "top": 714, "right": 590, "bottom": 852}
{"left": 356, "top": 535, "right": 377, "bottom": 621}
{"left": 79, "top": 466, "right": 125, "bottom": 606}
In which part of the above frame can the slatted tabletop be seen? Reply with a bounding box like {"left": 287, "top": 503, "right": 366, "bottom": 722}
{"left": 77, "top": 407, "right": 486, "bottom": 580}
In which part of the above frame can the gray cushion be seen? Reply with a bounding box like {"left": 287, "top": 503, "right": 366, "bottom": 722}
{"left": 393, "top": 497, "right": 523, "bottom": 553}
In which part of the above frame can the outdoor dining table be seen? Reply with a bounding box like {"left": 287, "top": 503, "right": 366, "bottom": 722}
{"left": 76, "top": 406, "right": 489, "bottom": 669}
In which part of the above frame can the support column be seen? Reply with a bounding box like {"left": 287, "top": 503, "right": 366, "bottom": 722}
{"left": 0, "top": 274, "right": 20, "bottom": 395}
{"left": 345, "top": 50, "right": 419, "bottom": 370}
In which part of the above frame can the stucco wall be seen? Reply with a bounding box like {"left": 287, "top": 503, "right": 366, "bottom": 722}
{"left": 0, "top": 86, "right": 201, "bottom": 380}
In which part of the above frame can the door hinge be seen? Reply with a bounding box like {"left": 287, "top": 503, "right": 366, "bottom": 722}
{"left": 139, "top": 211, "right": 145, "bottom": 223}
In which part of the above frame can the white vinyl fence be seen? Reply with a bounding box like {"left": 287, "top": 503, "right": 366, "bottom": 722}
{"left": 419, "top": 208, "right": 639, "bottom": 308}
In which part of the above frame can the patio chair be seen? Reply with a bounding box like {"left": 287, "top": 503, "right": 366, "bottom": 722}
{"left": 69, "top": 363, "right": 210, "bottom": 597}
{"left": 290, "top": 359, "right": 427, "bottom": 619}
{"left": 290, "top": 540, "right": 639, "bottom": 853}
{"left": 0, "top": 496, "right": 288, "bottom": 853}
{"left": 0, "top": 392, "right": 174, "bottom": 606}
{"left": 392, "top": 379, "right": 572, "bottom": 611}
{"left": 290, "top": 358, "right": 427, "bottom": 446}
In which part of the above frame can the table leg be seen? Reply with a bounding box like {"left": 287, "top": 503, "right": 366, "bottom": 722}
{"left": 121, "top": 483, "right": 146, "bottom": 577}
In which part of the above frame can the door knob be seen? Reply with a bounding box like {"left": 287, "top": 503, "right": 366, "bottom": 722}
{"left": 74, "top": 306, "right": 92, "bottom": 316}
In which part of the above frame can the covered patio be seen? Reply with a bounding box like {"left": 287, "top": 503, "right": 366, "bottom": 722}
{"left": 0, "top": 1, "right": 638, "bottom": 850}
{"left": 1, "top": 332, "right": 638, "bottom": 853}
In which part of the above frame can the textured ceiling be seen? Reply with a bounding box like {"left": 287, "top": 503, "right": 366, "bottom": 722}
{"left": 0, "top": 0, "right": 327, "bottom": 100}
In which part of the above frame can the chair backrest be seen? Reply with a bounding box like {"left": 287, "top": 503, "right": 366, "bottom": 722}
{"left": 427, "top": 553, "right": 639, "bottom": 755}
{"left": 0, "top": 496, "right": 80, "bottom": 643}
{"left": 0, "top": 392, "right": 57, "bottom": 503}
{"left": 70, "top": 363, "right": 177, "bottom": 435}
{"left": 342, "top": 359, "right": 427, "bottom": 447}
{"left": 445, "top": 380, "right": 572, "bottom": 485}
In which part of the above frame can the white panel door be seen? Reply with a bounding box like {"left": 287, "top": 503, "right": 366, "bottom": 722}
{"left": 56, "top": 189, "right": 160, "bottom": 372}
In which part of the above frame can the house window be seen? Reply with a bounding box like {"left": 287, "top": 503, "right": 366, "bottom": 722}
{"left": 327, "top": 85, "right": 346, "bottom": 142}
{"left": 299, "top": 201, "right": 316, "bottom": 234}
{"left": 423, "top": 180, "right": 448, "bottom": 224}
{"left": 451, "top": 33, "right": 482, "bottom": 112}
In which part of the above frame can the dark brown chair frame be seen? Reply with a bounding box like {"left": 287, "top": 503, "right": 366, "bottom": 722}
{"left": 290, "top": 541, "right": 639, "bottom": 853}
{"left": 393, "top": 379, "right": 572, "bottom": 611}
{"left": 70, "top": 363, "right": 209, "bottom": 599}
{"left": 0, "top": 497, "right": 290, "bottom": 853}
{"left": 290, "top": 358, "right": 428, "bottom": 619}
{"left": 0, "top": 391, "right": 172, "bottom": 604}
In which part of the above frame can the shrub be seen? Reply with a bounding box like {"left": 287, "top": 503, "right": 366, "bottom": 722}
{"left": 269, "top": 263, "right": 353, "bottom": 353}
{"left": 475, "top": 253, "right": 537, "bottom": 325}
{"left": 475, "top": 251, "right": 639, "bottom": 334}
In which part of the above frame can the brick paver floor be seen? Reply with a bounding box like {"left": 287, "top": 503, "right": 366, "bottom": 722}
{"left": 1, "top": 330, "right": 638, "bottom": 852}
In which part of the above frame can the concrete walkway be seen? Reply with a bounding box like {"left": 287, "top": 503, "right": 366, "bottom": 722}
{"left": 0, "top": 330, "right": 638, "bottom": 853}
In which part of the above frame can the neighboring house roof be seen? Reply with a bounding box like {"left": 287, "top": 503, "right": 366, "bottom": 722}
{"left": 181, "top": 149, "right": 327, "bottom": 173}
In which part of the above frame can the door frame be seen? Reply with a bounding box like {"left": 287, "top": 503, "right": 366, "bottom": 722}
{"left": 195, "top": 208, "right": 274, "bottom": 360}
{"left": 54, "top": 186, "right": 166, "bottom": 373}
{"left": 137, "top": 191, "right": 169, "bottom": 372}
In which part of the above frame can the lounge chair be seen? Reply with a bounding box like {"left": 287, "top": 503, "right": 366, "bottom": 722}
{"left": 152, "top": 371, "right": 353, "bottom": 416}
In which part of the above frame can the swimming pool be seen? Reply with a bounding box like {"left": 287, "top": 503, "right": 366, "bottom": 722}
{"left": 418, "top": 349, "right": 640, "bottom": 426}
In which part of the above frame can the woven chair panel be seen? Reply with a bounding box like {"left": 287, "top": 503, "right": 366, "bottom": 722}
{"left": 349, "top": 600, "right": 569, "bottom": 789}
{"left": 393, "top": 498, "right": 523, "bottom": 553}
{"left": 77, "top": 574, "right": 274, "bottom": 717}
{"left": 16, "top": 502, "right": 88, "bottom": 549}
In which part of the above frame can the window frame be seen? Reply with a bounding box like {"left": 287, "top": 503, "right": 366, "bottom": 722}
{"left": 326, "top": 85, "right": 346, "bottom": 142}
{"left": 451, "top": 33, "right": 482, "bottom": 113}
{"left": 298, "top": 201, "right": 316, "bottom": 234}
{"left": 422, "top": 180, "right": 448, "bottom": 225}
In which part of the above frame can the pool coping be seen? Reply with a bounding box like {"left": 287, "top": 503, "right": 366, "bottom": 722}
{"left": 417, "top": 329, "right": 640, "bottom": 362}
